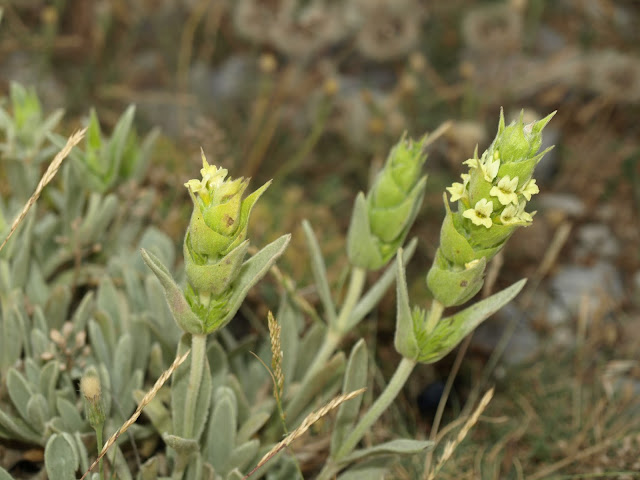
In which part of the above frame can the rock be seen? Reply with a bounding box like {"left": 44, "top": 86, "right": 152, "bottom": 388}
{"left": 549, "top": 262, "right": 624, "bottom": 318}
{"left": 574, "top": 223, "right": 620, "bottom": 262}
{"left": 536, "top": 193, "right": 586, "bottom": 219}
{"left": 472, "top": 303, "right": 540, "bottom": 365}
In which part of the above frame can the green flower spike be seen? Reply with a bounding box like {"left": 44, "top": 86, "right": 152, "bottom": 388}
{"left": 427, "top": 109, "right": 555, "bottom": 307}
{"left": 142, "top": 151, "right": 290, "bottom": 335}
{"left": 395, "top": 251, "right": 526, "bottom": 364}
{"left": 347, "top": 134, "right": 428, "bottom": 270}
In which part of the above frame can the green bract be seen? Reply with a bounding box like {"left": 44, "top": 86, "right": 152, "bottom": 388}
{"left": 427, "top": 110, "right": 555, "bottom": 307}
{"left": 347, "top": 134, "right": 427, "bottom": 270}
{"left": 142, "top": 152, "right": 290, "bottom": 335}
{"left": 184, "top": 152, "right": 270, "bottom": 296}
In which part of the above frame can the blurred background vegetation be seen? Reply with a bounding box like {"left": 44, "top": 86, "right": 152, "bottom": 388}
{"left": 1, "top": 0, "right": 640, "bottom": 478}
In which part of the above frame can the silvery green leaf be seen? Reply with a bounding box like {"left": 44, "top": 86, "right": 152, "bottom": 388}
{"left": 130, "top": 126, "right": 159, "bottom": 182}
{"left": 162, "top": 433, "right": 199, "bottom": 455}
{"left": 110, "top": 444, "right": 133, "bottom": 480}
{"left": 227, "top": 469, "right": 244, "bottom": 480}
{"left": 32, "top": 304, "right": 47, "bottom": 332}
{"left": 138, "top": 227, "right": 176, "bottom": 275}
{"left": 98, "top": 364, "right": 112, "bottom": 417}
{"left": 56, "top": 397, "right": 85, "bottom": 432}
{"left": 302, "top": 219, "right": 337, "bottom": 325}
{"left": 44, "top": 284, "right": 71, "bottom": 331}
{"left": 123, "top": 264, "right": 146, "bottom": 312}
{"left": 214, "top": 234, "right": 291, "bottom": 332}
{"left": 45, "top": 433, "right": 79, "bottom": 479}
{"left": 120, "top": 369, "right": 144, "bottom": 417}
{"left": 0, "top": 466, "right": 15, "bottom": 480}
{"left": 278, "top": 295, "right": 299, "bottom": 389}
{"left": 105, "top": 105, "right": 136, "bottom": 187}
{"left": 417, "top": 279, "right": 527, "bottom": 364}
{"left": 346, "top": 192, "right": 384, "bottom": 271}
{"left": 131, "top": 318, "right": 152, "bottom": 373}
{"left": 6, "top": 368, "right": 33, "bottom": 422}
{"left": 0, "top": 260, "right": 10, "bottom": 293}
{"left": 71, "top": 291, "right": 94, "bottom": 333}
{"left": 265, "top": 454, "right": 302, "bottom": 480}
{"left": 205, "top": 387, "right": 237, "bottom": 473}
{"left": 207, "top": 340, "right": 228, "bottom": 387}
{"left": 26, "top": 394, "right": 49, "bottom": 432}
{"left": 237, "top": 411, "right": 270, "bottom": 444}
{"left": 294, "top": 322, "right": 326, "bottom": 381}
{"left": 225, "top": 374, "right": 250, "bottom": 425}
{"left": 225, "top": 439, "right": 259, "bottom": 475}
{"left": 141, "top": 248, "right": 204, "bottom": 335}
{"left": 72, "top": 431, "right": 89, "bottom": 473}
{"left": 337, "top": 439, "right": 434, "bottom": 466}
{"left": 24, "top": 358, "right": 39, "bottom": 385}
{"left": 30, "top": 328, "right": 50, "bottom": 359}
{"left": 9, "top": 210, "right": 33, "bottom": 288}
{"left": 144, "top": 276, "right": 182, "bottom": 351}
{"left": 285, "top": 352, "right": 345, "bottom": 426}
{"left": 88, "top": 319, "right": 111, "bottom": 367}
{"left": 393, "top": 251, "right": 418, "bottom": 360}
{"left": 76, "top": 193, "right": 118, "bottom": 245}
{"left": 138, "top": 456, "right": 159, "bottom": 480}
{"left": 96, "top": 276, "right": 122, "bottom": 333}
{"left": 134, "top": 389, "right": 172, "bottom": 434}
{"left": 331, "top": 339, "right": 368, "bottom": 455}
{"left": 348, "top": 238, "right": 417, "bottom": 331}
{"left": 336, "top": 458, "right": 389, "bottom": 480}
{"left": 40, "top": 360, "right": 60, "bottom": 414}
{"left": 171, "top": 335, "right": 212, "bottom": 440}
{"left": 2, "top": 306, "right": 23, "bottom": 371}
{"left": 113, "top": 333, "right": 134, "bottom": 396}
{"left": 25, "top": 260, "right": 48, "bottom": 307}
{"left": 0, "top": 408, "right": 41, "bottom": 444}
{"left": 148, "top": 342, "right": 165, "bottom": 380}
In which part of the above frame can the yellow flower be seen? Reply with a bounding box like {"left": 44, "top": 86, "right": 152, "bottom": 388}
{"left": 446, "top": 173, "right": 470, "bottom": 202}
{"left": 490, "top": 175, "right": 519, "bottom": 205}
{"left": 463, "top": 198, "right": 493, "bottom": 228}
{"left": 480, "top": 150, "right": 500, "bottom": 182}
{"left": 500, "top": 200, "right": 533, "bottom": 225}
{"left": 519, "top": 178, "right": 539, "bottom": 201}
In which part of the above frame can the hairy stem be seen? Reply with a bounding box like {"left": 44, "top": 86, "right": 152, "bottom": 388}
{"left": 183, "top": 334, "right": 207, "bottom": 439}
{"left": 303, "top": 267, "right": 367, "bottom": 383}
{"left": 336, "top": 356, "right": 417, "bottom": 460}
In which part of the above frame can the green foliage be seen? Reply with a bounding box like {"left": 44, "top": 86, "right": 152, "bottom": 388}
{"left": 0, "top": 84, "right": 552, "bottom": 480}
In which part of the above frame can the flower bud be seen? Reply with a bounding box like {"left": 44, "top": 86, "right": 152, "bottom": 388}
{"left": 347, "top": 134, "right": 427, "bottom": 270}
{"left": 80, "top": 370, "right": 105, "bottom": 430}
{"left": 184, "top": 151, "right": 270, "bottom": 296}
{"left": 427, "top": 109, "right": 555, "bottom": 306}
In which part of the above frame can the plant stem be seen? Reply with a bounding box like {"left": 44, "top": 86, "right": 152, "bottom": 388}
{"left": 96, "top": 424, "right": 104, "bottom": 480}
{"left": 183, "top": 334, "right": 207, "bottom": 439}
{"left": 303, "top": 267, "right": 366, "bottom": 383}
{"left": 424, "top": 299, "right": 444, "bottom": 335}
{"left": 335, "top": 356, "right": 417, "bottom": 460}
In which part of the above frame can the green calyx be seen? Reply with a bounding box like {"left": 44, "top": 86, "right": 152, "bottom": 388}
{"left": 429, "top": 109, "right": 555, "bottom": 307}
{"left": 347, "top": 134, "right": 428, "bottom": 271}
{"left": 396, "top": 252, "right": 527, "bottom": 364}
{"left": 142, "top": 154, "right": 291, "bottom": 336}
{"left": 184, "top": 151, "right": 271, "bottom": 294}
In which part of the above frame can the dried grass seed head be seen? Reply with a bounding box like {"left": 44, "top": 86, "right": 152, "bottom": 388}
{"left": 462, "top": 3, "right": 523, "bottom": 55}
{"left": 355, "top": 0, "right": 422, "bottom": 62}
{"left": 269, "top": 1, "right": 355, "bottom": 59}
{"left": 586, "top": 50, "right": 640, "bottom": 104}
{"left": 233, "top": 0, "right": 294, "bottom": 44}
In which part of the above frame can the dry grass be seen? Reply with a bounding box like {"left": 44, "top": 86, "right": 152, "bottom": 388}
{"left": 80, "top": 349, "right": 191, "bottom": 480}
{"left": 0, "top": 128, "right": 86, "bottom": 254}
